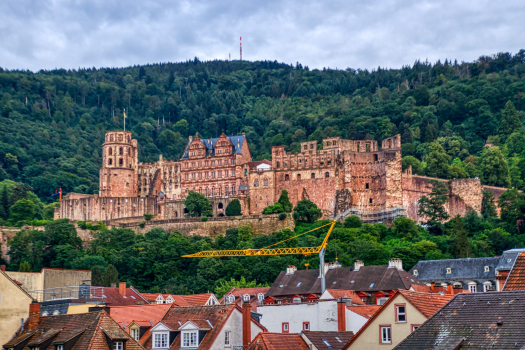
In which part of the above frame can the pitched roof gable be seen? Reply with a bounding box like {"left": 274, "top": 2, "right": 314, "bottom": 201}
{"left": 394, "top": 291, "right": 525, "bottom": 349}
{"left": 104, "top": 286, "right": 149, "bottom": 306}
{"left": 346, "top": 305, "right": 381, "bottom": 319}
{"left": 321, "top": 289, "right": 365, "bottom": 305}
{"left": 503, "top": 252, "right": 525, "bottom": 290}
{"left": 109, "top": 304, "right": 171, "bottom": 329}
{"left": 248, "top": 332, "right": 310, "bottom": 350}
{"left": 301, "top": 331, "right": 354, "bottom": 350}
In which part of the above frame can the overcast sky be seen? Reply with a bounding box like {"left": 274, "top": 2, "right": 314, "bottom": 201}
{"left": 1, "top": 0, "right": 524, "bottom": 72}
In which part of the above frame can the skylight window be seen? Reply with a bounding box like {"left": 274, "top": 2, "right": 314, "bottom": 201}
{"left": 333, "top": 281, "right": 337, "bottom": 284}
{"left": 350, "top": 280, "right": 355, "bottom": 283}
{"left": 369, "top": 283, "right": 375, "bottom": 288}
{"left": 297, "top": 282, "right": 302, "bottom": 287}
{"left": 335, "top": 337, "right": 342, "bottom": 342}
{"left": 322, "top": 340, "right": 332, "bottom": 348}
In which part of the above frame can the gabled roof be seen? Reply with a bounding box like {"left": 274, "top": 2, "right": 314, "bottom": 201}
{"left": 140, "top": 293, "right": 216, "bottom": 306}
{"left": 346, "top": 305, "right": 381, "bottom": 319}
{"left": 267, "top": 266, "right": 427, "bottom": 298}
{"left": 247, "top": 332, "right": 310, "bottom": 350}
{"left": 248, "top": 160, "right": 272, "bottom": 168}
{"left": 143, "top": 304, "right": 236, "bottom": 350}
{"left": 321, "top": 289, "right": 365, "bottom": 305}
{"left": 301, "top": 331, "right": 354, "bottom": 350}
{"left": 394, "top": 291, "right": 525, "bottom": 349}
{"left": 109, "top": 303, "right": 171, "bottom": 329}
{"left": 182, "top": 135, "right": 246, "bottom": 159}
{"left": 222, "top": 287, "right": 271, "bottom": 311}
{"left": 4, "top": 311, "right": 144, "bottom": 350}
{"left": 104, "top": 286, "right": 149, "bottom": 306}
{"left": 503, "top": 252, "right": 525, "bottom": 290}
{"left": 343, "top": 290, "right": 453, "bottom": 349}
{"left": 496, "top": 249, "right": 525, "bottom": 272}
{"left": 409, "top": 257, "right": 500, "bottom": 282}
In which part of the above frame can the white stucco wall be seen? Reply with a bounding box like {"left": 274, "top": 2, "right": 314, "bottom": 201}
{"left": 346, "top": 310, "right": 368, "bottom": 334}
{"left": 212, "top": 308, "right": 264, "bottom": 350}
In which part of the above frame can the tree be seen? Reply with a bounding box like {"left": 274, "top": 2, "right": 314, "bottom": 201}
{"left": 448, "top": 216, "right": 471, "bottom": 258}
{"left": 498, "top": 101, "right": 522, "bottom": 142}
{"left": 9, "top": 199, "right": 35, "bottom": 223}
{"left": 481, "top": 191, "right": 498, "bottom": 219}
{"left": 278, "top": 190, "right": 293, "bottom": 213}
{"left": 9, "top": 183, "right": 31, "bottom": 206}
{"left": 225, "top": 199, "right": 242, "bottom": 216}
{"left": 104, "top": 264, "right": 119, "bottom": 287}
{"left": 184, "top": 191, "right": 212, "bottom": 217}
{"left": 293, "top": 200, "right": 322, "bottom": 223}
{"left": 391, "top": 217, "right": 420, "bottom": 240}
{"left": 214, "top": 276, "right": 267, "bottom": 299}
{"left": 0, "top": 185, "right": 8, "bottom": 220}
{"left": 424, "top": 142, "right": 451, "bottom": 178}
{"left": 19, "top": 261, "right": 31, "bottom": 272}
{"left": 402, "top": 156, "right": 424, "bottom": 175}
{"left": 418, "top": 180, "right": 450, "bottom": 232}
{"left": 143, "top": 213, "right": 154, "bottom": 221}
{"left": 497, "top": 188, "right": 525, "bottom": 226}
{"left": 479, "top": 146, "right": 510, "bottom": 187}
{"left": 344, "top": 216, "right": 362, "bottom": 228}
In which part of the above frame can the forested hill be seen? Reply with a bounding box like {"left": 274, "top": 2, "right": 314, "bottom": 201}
{"left": 1, "top": 52, "right": 525, "bottom": 203}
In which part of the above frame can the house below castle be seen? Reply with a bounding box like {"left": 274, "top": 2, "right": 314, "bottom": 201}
{"left": 56, "top": 130, "right": 506, "bottom": 224}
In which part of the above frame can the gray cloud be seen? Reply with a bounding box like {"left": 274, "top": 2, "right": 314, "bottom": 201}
{"left": 0, "top": 0, "right": 524, "bottom": 71}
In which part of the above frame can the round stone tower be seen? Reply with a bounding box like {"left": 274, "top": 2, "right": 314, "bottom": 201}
{"left": 99, "top": 131, "right": 138, "bottom": 197}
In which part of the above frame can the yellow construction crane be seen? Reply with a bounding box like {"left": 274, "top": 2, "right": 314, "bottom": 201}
{"left": 182, "top": 220, "right": 337, "bottom": 293}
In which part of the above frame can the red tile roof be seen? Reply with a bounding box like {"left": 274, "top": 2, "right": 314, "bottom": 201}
{"left": 343, "top": 290, "right": 453, "bottom": 349}
{"left": 104, "top": 286, "right": 149, "bottom": 306}
{"left": 504, "top": 252, "right": 525, "bottom": 290}
{"left": 109, "top": 304, "right": 171, "bottom": 329}
{"left": 5, "top": 311, "right": 144, "bottom": 350}
{"left": 247, "top": 332, "right": 310, "bottom": 350}
{"left": 346, "top": 305, "right": 381, "bottom": 319}
{"left": 139, "top": 293, "right": 214, "bottom": 306}
{"left": 324, "top": 289, "right": 365, "bottom": 305}
{"left": 397, "top": 289, "right": 454, "bottom": 318}
{"left": 410, "top": 284, "right": 432, "bottom": 293}
{"left": 222, "top": 287, "right": 271, "bottom": 311}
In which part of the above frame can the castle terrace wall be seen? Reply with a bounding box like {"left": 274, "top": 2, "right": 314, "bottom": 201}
{"left": 58, "top": 195, "right": 158, "bottom": 221}
{"left": 114, "top": 214, "right": 294, "bottom": 236}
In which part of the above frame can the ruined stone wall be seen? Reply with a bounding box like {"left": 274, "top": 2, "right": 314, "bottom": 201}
{"left": 249, "top": 170, "right": 276, "bottom": 214}
{"left": 58, "top": 194, "right": 158, "bottom": 222}
{"left": 162, "top": 197, "right": 246, "bottom": 219}
{"left": 117, "top": 214, "right": 294, "bottom": 237}
{"left": 402, "top": 171, "right": 484, "bottom": 222}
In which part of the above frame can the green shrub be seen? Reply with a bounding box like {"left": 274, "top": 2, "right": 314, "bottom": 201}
{"left": 262, "top": 203, "right": 284, "bottom": 214}
{"left": 139, "top": 221, "right": 146, "bottom": 228}
{"left": 225, "top": 199, "right": 242, "bottom": 216}
{"left": 144, "top": 213, "right": 154, "bottom": 221}
{"left": 279, "top": 213, "right": 287, "bottom": 220}
{"left": 201, "top": 216, "right": 208, "bottom": 222}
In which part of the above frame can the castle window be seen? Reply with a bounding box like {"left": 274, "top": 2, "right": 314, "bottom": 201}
{"left": 333, "top": 141, "right": 336, "bottom": 146}
{"left": 109, "top": 148, "right": 113, "bottom": 155}
{"left": 284, "top": 162, "right": 288, "bottom": 168}
{"left": 110, "top": 135, "right": 114, "bottom": 142}
{"left": 225, "top": 186, "right": 229, "bottom": 195}
{"left": 263, "top": 178, "right": 269, "bottom": 186}
{"left": 311, "top": 173, "right": 315, "bottom": 179}
{"left": 185, "top": 163, "right": 188, "bottom": 169}
{"left": 232, "top": 159, "right": 235, "bottom": 165}
{"left": 212, "top": 161, "right": 216, "bottom": 166}
{"left": 212, "top": 172, "right": 215, "bottom": 178}
{"left": 205, "top": 172, "right": 209, "bottom": 179}
{"left": 231, "top": 170, "right": 235, "bottom": 176}
{"left": 388, "top": 139, "right": 392, "bottom": 148}
{"left": 254, "top": 179, "right": 259, "bottom": 187}
{"left": 219, "top": 160, "right": 223, "bottom": 166}
{"left": 276, "top": 161, "right": 280, "bottom": 168}
{"left": 357, "top": 144, "right": 360, "bottom": 152}
{"left": 304, "top": 145, "right": 307, "bottom": 150}
{"left": 310, "top": 144, "right": 314, "bottom": 149}
{"left": 218, "top": 171, "right": 222, "bottom": 178}
{"left": 218, "top": 203, "right": 223, "bottom": 209}
{"left": 369, "top": 198, "right": 372, "bottom": 203}
{"left": 199, "top": 162, "right": 202, "bottom": 167}
{"left": 119, "top": 159, "right": 123, "bottom": 165}
{"left": 206, "top": 188, "right": 209, "bottom": 196}
{"left": 205, "top": 161, "right": 209, "bottom": 166}
{"left": 326, "top": 142, "right": 330, "bottom": 147}
{"left": 297, "top": 174, "right": 301, "bottom": 180}
{"left": 366, "top": 143, "right": 370, "bottom": 152}
{"left": 225, "top": 160, "right": 229, "bottom": 165}
{"left": 199, "top": 173, "right": 202, "bottom": 180}
{"left": 285, "top": 174, "right": 290, "bottom": 181}
{"left": 118, "top": 134, "right": 123, "bottom": 141}
{"left": 109, "top": 159, "right": 113, "bottom": 165}
{"left": 325, "top": 172, "right": 329, "bottom": 178}
{"left": 374, "top": 154, "right": 378, "bottom": 161}
{"left": 120, "top": 147, "right": 123, "bottom": 155}
{"left": 366, "top": 183, "right": 369, "bottom": 189}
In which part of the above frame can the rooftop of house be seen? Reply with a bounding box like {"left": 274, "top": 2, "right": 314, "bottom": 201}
{"left": 4, "top": 310, "right": 143, "bottom": 350}
{"left": 321, "top": 289, "right": 365, "bottom": 305}
{"left": 409, "top": 256, "right": 501, "bottom": 281}
{"left": 267, "top": 263, "right": 426, "bottom": 298}
{"left": 222, "top": 287, "right": 271, "bottom": 311}
{"left": 182, "top": 134, "right": 246, "bottom": 159}
{"left": 247, "top": 332, "right": 310, "bottom": 350}
{"left": 344, "top": 289, "right": 454, "bottom": 349}
{"left": 503, "top": 252, "right": 525, "bottom": 290}
{"left": 346, "top": 305, "right": 381, "bottom": 319}
{"left": 140, "top": 292, "right": 216, "bottom": 306}
{"left": 104, "top": 285, "right": 149, "bottom": 306}
{"left": 498, "top": 249, "right": 525, "bottom": 272}
{"left": 302, "top": 331, "right": 355, "bottom": 350}
{"left": 109, "top": 303, "right": 172, "bottom": 329}
{"left": 393, "top": 290, "right": 525, "bottom": 349}
{"left": 247, "top": 160, "right": 272, "bottom": 168}
{"left": 143, "top": 304, "right": 241, "bottom": 350}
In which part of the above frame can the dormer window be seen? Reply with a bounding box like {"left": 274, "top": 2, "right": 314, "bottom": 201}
{"left": 413, "top": 270, "right": 418, "bottom": 276}
{"left": 446, "top": 268, "right": 452, "bottom": 274}
{"left": 484, "top": 266, "right": 490, "bottom": 272}
{"left": 154, "top": 333, "right": 168, "bottom": 349}
{"left": 257, "top": 293, "right": 264, "bottom": 302}
{"left": 182, "top": 332, "right": 198, "bottom": 348}
{"left": 243, "top": 294, "right": 250, "bottom": 302}
{"left": 113, "top": 342, "right": 124, "bottom": 350}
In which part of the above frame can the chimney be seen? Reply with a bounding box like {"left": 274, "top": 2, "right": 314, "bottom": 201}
{"left": 119, "top": 282, "right": 126, "bottom": 297}
{"left": 337, "top": 299, "right": 346, "bottom": 332}
{"left": 27, "top": 301, "right": 40, "bottom": 331}
{"left": 242, "top": 302, "right": 251, "bottom": 347}
{"left": 0, "top": 265, "right": 5, "bottom": 271}
{"left": 446, "top": 284, "right": 453, "bottom": 295}
{"left": 286, "top": 266, "right": 297, "bottom": 275}
{"left": 354, "top": 260, "right": 364, "bottom": 271}
{"left": 388, "top": 258, "right": 403, "bottom": 270}
{"left": 433, "top": 284, "right": 444, "bottom": 293}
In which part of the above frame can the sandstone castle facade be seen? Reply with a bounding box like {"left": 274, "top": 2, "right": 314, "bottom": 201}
{"left": 57, "top": 130, "right": 506, "bottom": 223}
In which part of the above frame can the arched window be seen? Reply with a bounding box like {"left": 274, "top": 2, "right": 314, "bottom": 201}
{"left": 263, "top": 178, "right": 269, "bottom": 186}
{"left": 297, "top": 174, "right": 301, "bottom": 180}
{"left": 144, "top": 179, "right": 147, "bottom": 185}
{"left": 108, "top": 148, "right": 113, "bottom": 155}
{"left": 225, "top": 186, "right": 229, "bottom": 195}
{"left": 254, "top": 179, "right": 259, "bottom": 187}
{"left": 325, "top": 172, "right": 329, "bottom": 178}
{"left": 118, "top": 134, "right": 123, "bottom": 142}
{"left": 218, "top": 203, "right": 224, "bottom": 209}
{"left": 285, "top": 174, "right": 290, "bottom": 181}
{"left": 219, "top": 187, "right": 222, "bottom": 196}
{"left": 109, "top": 159, "right": 113, "bottom": 165}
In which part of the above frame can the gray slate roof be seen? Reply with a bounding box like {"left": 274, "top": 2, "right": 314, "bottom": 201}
{"left": 267, "top": 266, "right": 427, "bottom": 298}
{"left": 496, "top": 248, "right": 525, "bottom": 271}
{"left": 394, "top": 290, "right": 525, "bottom": 350}
{"left": 409, "top": 257, "right": 500, "bottom": 282}
{"left": 181, "top": 135, "right": 246, "bottom": 159}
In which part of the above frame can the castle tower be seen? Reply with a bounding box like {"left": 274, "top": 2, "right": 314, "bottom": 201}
{"left": 99, "top": 131, "right": 138, "bottom": 197}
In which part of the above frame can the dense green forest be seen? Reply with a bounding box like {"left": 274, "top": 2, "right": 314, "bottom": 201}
{"left": 2, "top": 51, "right": 525, "bottom": 209}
